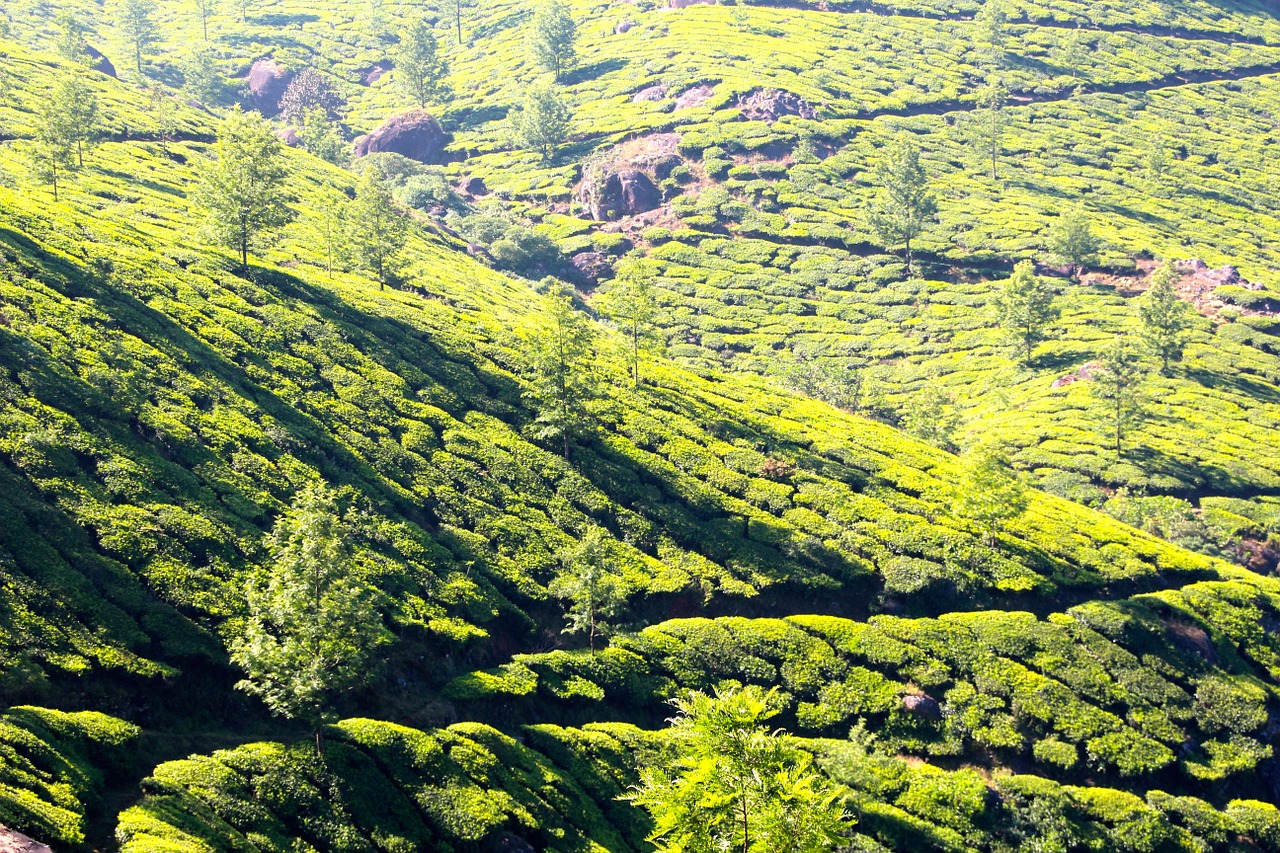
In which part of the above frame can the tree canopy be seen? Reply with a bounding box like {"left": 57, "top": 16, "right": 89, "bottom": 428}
{"left": 193, "top": 107, "right": 295, "bottom": 268}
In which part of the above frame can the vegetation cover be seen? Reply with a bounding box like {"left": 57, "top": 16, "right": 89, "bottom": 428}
{"left": 2, "top": 0, "right": 1280, "bottom": 850}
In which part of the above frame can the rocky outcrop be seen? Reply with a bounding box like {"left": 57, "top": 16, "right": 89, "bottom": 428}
{"left": 1051, "top": 361, "right": 1102, "bottom": 389}
{"left": 902, "top": 693, "right": 942, "bottom": 719}
{"left": 360, "top": 61, "right": 394, "bottom": 85}
{"left": 570, "top": 251, "right": 614, "bottom": 283}
{"left": 615, "top": 20, "right": 635, "bottom": 34}
{"left": 632, "top": 84, "right": 668, "bottom": 103}
{"left": 277, "top": 127, "right": 302, "bottom": 147}
{"left": 674, "top": 83, "right": 716, "bottom": 111}
{"left": 580, "top": 168, "right": 662, "bottom": 221}
{"left": 85, "top": 45, "right": 116, "bottom": 78}
{"left": 669, "top": 0, "right": 716, "bottom": 7}
{"left": 246, "top": 59, "right": 294, "bottom": 116}
{"left": 735, "top": 88, "right": 817, "bottom": 122}
{"left": 458, "top": 176, "right": 489, "bottom": 196}
{"left": 353, "top": 110, "right": 450, "bottom": 164}
{"left": 578, "top": 133, "right": 683, "bottom": 221}
{"left": 0, "top": 826, "right": 53, "bottom": 853}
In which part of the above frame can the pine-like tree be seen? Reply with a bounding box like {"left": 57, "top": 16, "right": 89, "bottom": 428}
{"left": 115, "top": 0, "right": 159, "bottom": 73}
{"left": 1138, "top": 261, "right": 1191, "bottom": 376}
{"left": 549, "top": 527, "right": 626, "bottom": 654}
{"left": 525, "top": 290, "right": 599, "bottom": 459}
{"left": 598, "top": 259, "right": 660, "bottom": 388}
{"left": 625, "top": 685, "right": 850, "bottom": 853}
{"left": 397, "top": 18, "right": 449, "bottom": 107}
{"left": 1047, "top": 207, "right": 1101, "bottom": 279}
{"left": 530, "top": 0, "right": 577, "bottom": 81}
{"left": 230, "top": 484, "right": 387, "bottom": 754}
{"left": 995, "top": 259, "right": 1060, "bottom": 364}
{"left": 1092, "top": 334, "right": 1146, "bottom": 456}
{"left": 348, "top": 165, "right": 408, "bottom": 289}
{"left": 193, "top": 107, "right": 295, "bottom": 268}
{"left": 955, "top": 443, "right": 1028, "bottom": 544}
{"left": 193, "top": 0, "right": 219, "bottom": 40}
{"left": 510, "top": 81, "right": 572, "bottom": 161}
{"left": 51, "top": 74, "right": 99, "bottom": 168}
{"left": 868, "top": 137, "right": 937, "bottom": 276}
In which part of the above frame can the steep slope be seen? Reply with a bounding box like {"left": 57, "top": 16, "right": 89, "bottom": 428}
{"left": 2, "top": 3, "right": 1280, "bottom": 852}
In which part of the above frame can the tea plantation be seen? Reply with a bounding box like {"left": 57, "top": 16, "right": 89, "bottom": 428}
{"left": 4, "top": 0, "right": 1280, "bottom": 849}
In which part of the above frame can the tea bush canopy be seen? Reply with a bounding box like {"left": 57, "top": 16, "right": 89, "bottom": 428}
{"left": 0, "top": 0, "right": 1279, "bottom": 849}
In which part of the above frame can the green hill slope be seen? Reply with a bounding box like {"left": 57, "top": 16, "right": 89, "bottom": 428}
{"left": 2, "top": 1, "right": 1280, "bottom": 850}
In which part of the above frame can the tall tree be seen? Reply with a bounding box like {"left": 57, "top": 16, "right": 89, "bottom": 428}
{"left": 975, "top": 0, "right": 1008, "bottom": 66}
{"left": 625, "top": 685, "right": 850, "bottom": 853}
{"left": 438, "top": 0, "right": 476, "bottom": 45}
{"left": 1047, "top": 207, "right": 1101, "bottom": 279}
{"left": 1092, "top": 333, "right": 1146, "bottom": 456}
{"left": 971, "top": 76, "right": 1006, "bottom": 180}
{"left": 598, "top": 259, "right": 659, "bottom": 388}
{"left": 955, "top": 443, "right": 1028, "bottom": 544}
{"left": 56, "top": 11, "right": 91, "bottom": 64}
{"left": 995, "top": 259, "right": 1059, "bottom": 364}
{"left": 1138, "top": 261, "right": 1191, "bottom": 375}
{"left": 348, "top": 165, "right": 408, "bottom": 289}
{"left": 297, "top": 107, "right": 347, "bottom": 165}
{"left": 868, "top": 137, "right": 937, "bottom": 276}
{"left": 530, "top": 0, "right": 577, "bottom": 81}
{"left": 230, "top": 484, "right": 387, "bottom": 754}
{"left": 147, "top": 84, "right": 178, "bottom": 156}
{"left": 32, "top": 94, "right": 76, "bottom": 201}
{"left": 51, "top": 74, "right": 99, "bottom": 168}
{"left": 397, "top": 18, "right": 449, "bottom": 108}
{"left": 193, "top": 106, "right": 295, "bottom": 269}
{"left": 549, "top": 527, "right": 626, "bottom": 655}
{"left": 510, "top": 81, "right": 572, "bottom": 162}
{"left": 193, "top": 0, "right": 218, "bottom": 40}
{"left": 115, "top": 0, "right": 159, "bottom": 74}
{"left": 526, "top": 291, "right": 599, "bottom": 460}
{"left": 182, "top": 43, "right": 223, "bottom": 104}
{"left": 1056, "top": 27, "right": 1088, "bottom": 83}
{"left": 901, "top": 379, "right": 958, "bottom": 449}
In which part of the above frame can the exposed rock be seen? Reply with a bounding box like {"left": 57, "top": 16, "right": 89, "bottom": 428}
{"left": 458, "top": 175, "right": 489, "bottom": 196}
{"left": 353, "top": 110, "right": 450, "bottom": 165}
{"left": 277, "top": 127, "right": 302, "bottom": 147}
{"left": 580, "top": 168, "right": 662, "bottom": 221}
{"left": 0, "top": 827, "right": 53, "bottom": 853}
{"left": 1051, "top": 360, "right": 1102, "bottom": 389}
{"left": 735, "top": 88, "right": 817, "bottom": 122}
{"left": 902, "top": 693, "right": 942, "bottom": 719}
{"left": 246, "top": 59, "right": 294, "bottom": 116}
{"left": 633, "top": 84, "right": 669, "bottom": 103}
{"left": 615, "top": 20, "right": 635, "bottom": 34}
{"left": 674, "top": 83, "right": 716, "bottom": 111}
{"left": 85, "top": 45, "right": 116, "bottom": 78}
{"left": 361, "top": 61, "right": 394, "bottom": 85}
{"left": 669, "top": 0, "right": 716, "bottom": 7}
{"left": 1167, "top": 622, "right": 1217, "bottom": 663}
{"left": 571, "top": 251, "right": 614, "bottom": 283}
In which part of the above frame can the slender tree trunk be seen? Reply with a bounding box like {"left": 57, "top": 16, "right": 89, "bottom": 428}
{"left": 904, "top": 234, "right": 912, "bottom": 276}
{"left": 51, "top": 159, "right": 59, "bottom": 201}
{"left": 455, "top": 2, "right": 463, "bottom": 44}
{"left": 202, "top": 14, "right": 208, "bottom": 41}
{"left": 632, "top": 326, "right": 640, "bottom": 388}
{"left": 1115, "top": 395, "right": 1123, "bottom": 455}
{"left": 77, "top": 140, "right": 84, "bottom": 168}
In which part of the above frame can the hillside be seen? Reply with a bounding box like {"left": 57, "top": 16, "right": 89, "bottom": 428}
{"left": 1, "top": 0, "right": 1280, "bottom": 850}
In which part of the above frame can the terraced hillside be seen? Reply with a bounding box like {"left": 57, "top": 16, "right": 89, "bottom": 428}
{"left": 2, "top": 0, "right": 1280, "bottom": 850}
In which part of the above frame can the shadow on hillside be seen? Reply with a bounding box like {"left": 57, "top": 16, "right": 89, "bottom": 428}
{"left": 562, "top": 58, "right": 628, "bottom": 86}
{"left": 96, "top": 168, "right": 185, "bottom": 198}
{"left": 1184, "top": 365, "right": 1280, "bottom": 405}
{"left": 446, "top": 103, "right": 512, "bottom": 131}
